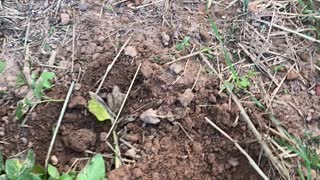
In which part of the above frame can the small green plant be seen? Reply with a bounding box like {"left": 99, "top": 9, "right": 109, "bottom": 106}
{"left": 15, "top": 71, "right": 56, "bottom": 120}
{"left": 250, "top": 95, "right": 320, "bottom": 180}
{"left": 273, "top": 65, "right": 285, "bottom": 72}
{"left": 47, "top": 164, "right": 76, "bottom": 180}
{"left": 210, "top": 18, "right": 256, "bottom": 90}
{"left": 76, "top": 154, "right": 105, "bottom": 180}
{"left": 0, "top": 150, "right": 43, "bottom": 179}
{"left": 278, "top": 132, "right": 320, "bottom": 180}
{"left": 0, "top": 60, "right": 6, "bottom": 74}
{"left": 0, "top": 150, "right": 105, "bottom": 180}
{"left": 176, "top": 36, "right": 190, "bottom": 51}
{"left": 31, "top": 72, "right": 56, "bottom": 99}
{"left": 48, "top": 153, "right": 105, "bottom": 180}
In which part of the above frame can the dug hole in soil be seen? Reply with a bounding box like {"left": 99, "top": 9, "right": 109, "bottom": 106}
{"left": 0, "top": 1, "right": 289, "bottom": 180}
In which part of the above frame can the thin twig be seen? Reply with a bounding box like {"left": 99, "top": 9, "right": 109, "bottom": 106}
{"left": 104, "top": 63, "right": 141, "bottom": 141}
{"left": 45, "top": 82, "right": 75, "bottom": 173}
{"left": 252, "top": 18, "right": 320, "bottom": 44}
{"left": 205, "top": 117, "right": 269, "bottom": 180}
{"left": 96, "top": 36, "right": 132, "bottom": 94}
{"left": 71, "top": 24, "right": 76, "bottom": 73}
{"left": 166, "top": 48, "right": 211, "bottom": 65}
{"left": 130, "top": 0, "right": 164, "bottom": 9}
{"left": 191, "top": 64, "right": 202, "bottom": 91}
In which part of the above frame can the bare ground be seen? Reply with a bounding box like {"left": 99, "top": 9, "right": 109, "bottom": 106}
{"left": 1, "top": 0, "right": 320, "bottom": 179}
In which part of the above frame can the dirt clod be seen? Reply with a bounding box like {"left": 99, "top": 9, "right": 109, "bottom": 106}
{"left": 107, "top": 86, "right": 125, "bottom": 112}
{"left": 140, "top": 108, "right": 160, "bottom": 125}
{"left": 286, "top": 70, "right": 299, "bottom": 80}
{"left": 316, "top": 84, "right": 320, "bottom": 96}
{"left": 178, "top": 88, "right": 195, "bottom": 107}
{"left": 132, "top": 168, "right": 143, "bottom": 178}
{"left": 169, "top": 63, "right": 183, "bottom": 75}
{"left": 68, "top": 96, "right": 87, "bottom": 109}
{"left": 64, "top": 129, "right": 96, "bottom": 152}
{"left": 100, "top": 132, "right": 108, "bottom": 142}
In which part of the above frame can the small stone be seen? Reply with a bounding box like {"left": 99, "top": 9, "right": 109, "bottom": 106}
{"left": 20, "top": 137, "right": 27, "bottom": 144}
{"left": 309, "top": 90, "right": 315, "bottom": 95}
{"left": 1, "top": 116, "right": 9, "bottom": 124}
{"left": 78, "top": 3, "right": 89, "bottom": 11}
{"left": 100, "top": 132, "right": 108, "bottom": 141}
{"left": 140, "top": 108, "right": 160, "bottom": 125}
{"left": 51, "top": 155, "right": 59, "bottom": 165}
{"left": 124, "top": 149, "right": 137, "bottom": 158}
{"left": 306, "top": 113, "right": 312, "bottom": 121}
{"left": 0, "top": 131, "right": 4, "bottom": 137}
{"left": 28, "top": 142, "right": 33, "bottom": 148}
{"left": 74, "top": 83, "right": 81, "bottom": 91}
{"left": 228, "top": 158, "right": 239, "bottom": 167}
{"left": 161, "top": 32, "right": 170, "bottom": 46}
{"left": 169, "top": 63, "right": 183, "bottom": 74}
{"left": 60, "top": 13, "right": 70, "bottom": 25}
{"left": 123, "top": 133, "right": 141, "bottom": 142}
{"left": 207, "top": 153, "right": 216, "bottom": 165}
{"left": 124, "top": 46, "right": 138, "bottom": 57}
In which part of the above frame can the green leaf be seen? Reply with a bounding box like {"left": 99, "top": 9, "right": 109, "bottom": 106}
{"left": 220, "top": 81, "right": 234, "bottom": 92}
{"left": 16, "top": 74, "right": 27, "bottom": 87}
{"left": 48, "top": 164, "right": 60, "bottom": 179}
{"left": 0, "top": 61, "right": 6, "bottom": 74}
{"left": 20, "top": 173, "right": 41, "bottom": 180}
{"left": 250, "top": 96, "right": 265, "bottom": 110}
{"left": 5, "top": 150, "right": 35, "bottom": 180}
{"left": 88, "top": 93, "right": 111, "bottom": 121}
{"left": 76, "top": 154, "right": 105, "bottom": 180}
{"left": 60, "top": 174, "right": 73, "bottom": 180}
{"left": 176, "top": 36, "right": 190, "bottom": 51}
{"left": 40, "top": 72, "right": 55, "bottom": 89}
{"left": 238, "top": 77, "right": 250, "bottom": 89}
{"left": 0, "top": 153, "right": 4, "bottom": 174}
{"left": 16, "top": 102, "right": 24, "bottom": 120}
{"left": 31, "top": 164, "right": 45, "bottom": 176}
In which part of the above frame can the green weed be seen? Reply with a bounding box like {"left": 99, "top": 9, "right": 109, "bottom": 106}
{"left": 243, "top": 0, "right": 249, "bottom": 12}
{"left": 176, "top": 36, "right": 190, "bottom": 51}
{"left": 15, "top": 71, "right": 56, "bottom": 120}
{"left": 250, "top": 95, "right": 320, "bottom": 179}
{"left": 297, "top": 0, "right": 320, "bottom": 37}
{"left": 273, "top": 65, "right": 285, "bottom": 72}
{"left": 0, "top": 60, "right": 6, "bottom": 74}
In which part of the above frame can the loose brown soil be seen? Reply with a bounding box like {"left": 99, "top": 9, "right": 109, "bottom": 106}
{"left": 1, "top": 0, "right": 320, "bottom": 179}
